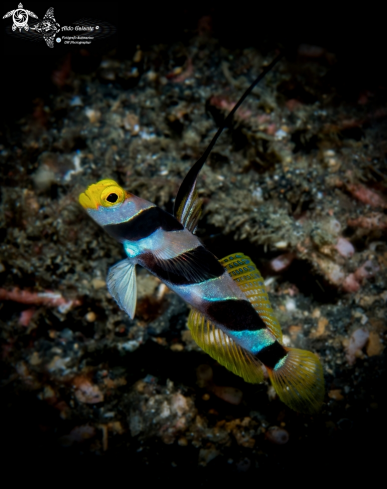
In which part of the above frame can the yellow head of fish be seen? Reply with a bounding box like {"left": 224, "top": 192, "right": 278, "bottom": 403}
{"left": 79, "top": 179, "right": 127, "bottom": 210}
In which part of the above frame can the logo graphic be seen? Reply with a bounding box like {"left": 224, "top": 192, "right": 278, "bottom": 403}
{"left": 30, "top": 7, "right": 60, "bottom": 48}
{"left": 3, "top": 5, "right": 117, "bottom": 50}
{"left": 2, "top": 2, "right": 37, "bottom": 32}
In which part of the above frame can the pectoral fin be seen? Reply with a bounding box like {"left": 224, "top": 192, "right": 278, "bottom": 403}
{"left": 188, "top": 308, "right": 264, "bottom": 384}
{"left": 106, "top": 259, "right": 137, "bottom": 319}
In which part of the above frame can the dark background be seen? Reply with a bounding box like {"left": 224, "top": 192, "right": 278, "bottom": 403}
{"left": 2, "top": 2, "right": 386, "bottom": 123}
{"left": 1, "top": 2, "right": 386, "bottom": 484}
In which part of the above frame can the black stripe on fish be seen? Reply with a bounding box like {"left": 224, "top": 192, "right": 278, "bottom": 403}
{"left": 255, "top": 341, "right": 287, "bottom": 369}
{"left": 138, "top": 246, "right": 226, "bottom": 285}
{"left": 104, "top": 206, "right": 184, "bottom": 242}
{"left": 205, "top": 299, "right": 266, "bottom": 332}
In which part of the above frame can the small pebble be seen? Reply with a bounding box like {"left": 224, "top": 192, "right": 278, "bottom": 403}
{"left": 285, "top": 298, "right": 296, "bottom": 311}
{"left": 274, "top": 241, "right": 288, "bottom": 249}
{"left": 85, "top": 311, "right": 97, "bottom": 322}
{"left": 335, "top": 238, "right": 355, "bottom": 258}
{"left": 310, "top": 317, "right": 329, "bottom": 338}
{"left": 70, "top": 96, "right": 83, "bottom": 107}
{"left": 265, "top": 426, "right": 289, "bottom": 445}
{"left": 123, "top": 113, "right": 140, "bottom": 135}
{"left": 236, "top": 458, "right": 251, "bottom": 472}
{"left": 212, "top": 385, "right": 243, "bottom": 405}
{"left": 271, "top": 253, "right": 294, "bottom": 271}
{"left": 345, "top": 328, "right": 370, "bottom": 365}
{"left": 119, "top": 340, "right": 140, "bottom": 352}
{"left": 91, "top": 278, "right": 106, "bottom": 290}
{"left": 199, "top": 445, "right": 219, "bottom": 466}
{"left": 328, "top": 389, "right": 344, "bottom": 401}
{"left": 196, "top": 364, "right": 213, "bottom": 385}
{"left": 267, "top": 385, "right": 277, "bottom": 401}
{"left": 366, "top": 331, "right": 385, "bottom": 357}
{"left": 73, "top": 377, "right": 104, "bottom": 404}
{"left": 288, "top": 325, "right": 302, "bottom": 338}
{"left": 29, "top": 351, "right": 41, "bottom": 366}
{"left": 133, "top": 49, "right": 142, "bottom": 63}
{"left": 312, "top": 308, "right": 321, "bottom": 318}
{"left": 84, "top": 108, "right": 101, "bottom": 124}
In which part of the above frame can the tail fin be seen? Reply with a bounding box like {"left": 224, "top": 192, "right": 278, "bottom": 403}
{"left": 267, "top": 347, "right": 325, "bottom": 414}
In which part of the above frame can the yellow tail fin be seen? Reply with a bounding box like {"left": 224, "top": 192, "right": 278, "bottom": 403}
{"left": 267, "top": 347, "right": 325, "bottom": 414}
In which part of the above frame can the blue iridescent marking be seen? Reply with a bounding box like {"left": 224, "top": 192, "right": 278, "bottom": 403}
{"left": 123, "top": 240, "right": 142, "bottom": 258}
{"left": 202, "top": 295, "right": 235, "bottom": 302}
{"left": 274, "top": 356, "right": 287, "bottom": 371}
{"left": 230, "top": 329, "right": 275, "bottom": 354}
{"left": 123, "top": 227, "right": 165, "bottom": 258}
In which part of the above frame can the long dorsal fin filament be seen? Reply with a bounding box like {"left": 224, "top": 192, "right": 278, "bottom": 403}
{"left": 174, "top": 53, "right": 283, "bottom": 228}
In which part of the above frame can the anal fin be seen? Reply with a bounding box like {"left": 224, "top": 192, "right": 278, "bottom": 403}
{"left": 220, "top": 253, "right": 283, "bottom": 342}
{"left": 188, "top": 308, "right": 264, "bottom": 384}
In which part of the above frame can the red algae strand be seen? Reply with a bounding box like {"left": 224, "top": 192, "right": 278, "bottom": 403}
{"left": 348, "top": 213, "right": 387, "bottom": 230}
{"left": 0, "top": 288, "right": 80, "bottom": 313}
{"left": 347, "top": 184, "right": 387, "bottom": 209}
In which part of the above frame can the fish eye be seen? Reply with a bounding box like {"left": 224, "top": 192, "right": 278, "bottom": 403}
{"left": 100, "top": 185, "right": 125, "bottom": 207}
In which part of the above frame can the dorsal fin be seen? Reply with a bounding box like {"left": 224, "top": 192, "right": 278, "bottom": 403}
{"left": 173, "top": 53, "right": 283, "bottom": 229}
{"left": 187, "top": 309, "right": 264, "bottom": 384}
{"left": 220, "top": 253, "right": 283, "bottom": 342}
{"left": 174, "top": 187, "right": 202, "bottom": 233}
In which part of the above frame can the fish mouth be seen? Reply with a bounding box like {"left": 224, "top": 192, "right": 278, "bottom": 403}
{"left": 79, "top": 189, "right": 98, "bottom": 210}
